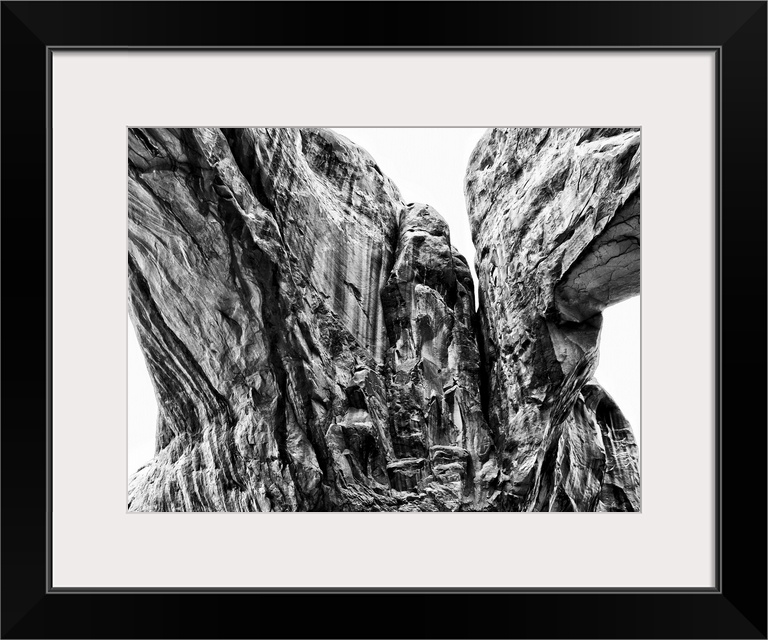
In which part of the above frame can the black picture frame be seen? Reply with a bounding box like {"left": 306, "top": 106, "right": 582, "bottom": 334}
{"left": 2, "top": 2, "right": 765, "bottom": 638}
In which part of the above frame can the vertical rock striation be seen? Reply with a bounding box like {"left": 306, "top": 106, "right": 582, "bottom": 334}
{"left": 380, "top": 203, "right": 495, "bottom": 509}
{"left": 129, "top": 126, "right": 640, "bottom": 512}
{"left": 465, "top": 127, "right": 641, "bottom": 511}
{"left": 128, "top": 127, "right": 492, "bottom": 511}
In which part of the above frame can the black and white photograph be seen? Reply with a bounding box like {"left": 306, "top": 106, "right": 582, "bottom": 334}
{"left": 5, "top": 0, "right": 763, "bottom": 633}
{"left": 127, "top": 127, "right": 640, "bottom": 513}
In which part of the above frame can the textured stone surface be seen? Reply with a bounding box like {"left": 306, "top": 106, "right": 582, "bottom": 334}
{"left": 380, "top": 203, "right": 496, "bottom": 509}
{"left": 128, "top": 127, "right": 492, "bottom": 511}
{"left": 465, "top": 127, "right": 641, "bottom": 511}
{"left": 128, "top": 126, "right": 640, "bottom": 512}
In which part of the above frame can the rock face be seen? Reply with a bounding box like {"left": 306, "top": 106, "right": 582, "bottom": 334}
{"left": 128, "top": 128, "right": 493, "bottom": 511}
{"left": 128, "top": 126, "right": 640, "bottom": 512}
{"left": 465, "top": 127, "right": 641, "bottom": 511}
{"left": 380, "top": 204, "right": 495, "bottom": 509}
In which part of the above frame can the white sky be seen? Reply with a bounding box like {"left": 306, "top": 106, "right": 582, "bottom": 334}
{"left": 128, "top": 128, "right": 640, "bottom": 474}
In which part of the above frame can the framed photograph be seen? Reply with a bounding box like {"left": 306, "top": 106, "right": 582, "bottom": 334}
{"left": 3, "top": 1, "right": 765, "bottom": 638}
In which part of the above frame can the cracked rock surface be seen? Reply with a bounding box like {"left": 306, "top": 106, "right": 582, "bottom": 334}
{"left": 128, "top": 126, "right": 640, "bottom": 512}
{"left": 465, "top": 127, "right": 640, "bottom": 511}
{"left": 128, "top": 127, "right": 492, "bottom": 511}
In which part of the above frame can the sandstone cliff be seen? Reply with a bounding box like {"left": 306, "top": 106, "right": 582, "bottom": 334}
{"left": 465, "top": 127, "right": 640, "bottom": 511}
{"left": 128, "top": 126, "right": 640, "bottom": 512}
{"left": 128, "top": 127, "right": 493, "bottom": 511}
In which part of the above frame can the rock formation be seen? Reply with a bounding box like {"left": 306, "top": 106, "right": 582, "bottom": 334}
{"left": 128, "top": 127, "right": 494, "bottom": 511}
{"left": 128, "top": 126, "right": 640, "bottom": 512}
{"left": 465, "top": 127, "right": 641, "bottom": 511}
{"left": 380, "top": 203, "right": 495, "bottom": 509}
